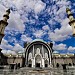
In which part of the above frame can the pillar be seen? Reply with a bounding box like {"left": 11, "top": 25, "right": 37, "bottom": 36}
{"left": 42, "top": 45, "right": 44, "bottom": 58}
{"left": 42, "top": 58, "right": 44, "bottom": 68}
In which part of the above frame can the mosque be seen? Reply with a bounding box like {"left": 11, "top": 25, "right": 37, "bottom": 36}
{"left": 24, "top": 39, "right": 53, "bottom": 68}
{"left": 0, "top": 8, "right": 75, "bottom": 69}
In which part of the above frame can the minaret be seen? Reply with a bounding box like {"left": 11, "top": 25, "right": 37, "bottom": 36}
{"left": 0, "top": 9, "right": 10, "bottom": 44}
{"left": 66, "top": 8, "right": 75, "bottom": 37}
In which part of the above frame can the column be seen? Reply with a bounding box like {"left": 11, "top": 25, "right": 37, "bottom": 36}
{"left": 33, "top": 45, "right": 34, "bottom": 57}
{"left": 32, "top": 59, "right": 33, "bottom": 67}
{"left": 42, "top": 45, "right": 44, "bottom": 58}
{"left": 42, "top": 58, "right": 44, "bottom": 68}
{"left": 33, "top": 58, "right": 35, "bottom": 68}
{"left": 49, "top": 50, "right": 51, "bottom": 65}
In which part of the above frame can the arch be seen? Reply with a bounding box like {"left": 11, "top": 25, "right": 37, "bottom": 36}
{"left": 25, "top": 40, "right": 52, "bottom": 66}
{"left": 36, "top": 48, "right": 40, "bottom": 54}
{"left": 35, "top": 55, "right": 42, "bottom": 68}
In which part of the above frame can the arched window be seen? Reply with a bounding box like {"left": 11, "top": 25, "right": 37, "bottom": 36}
{"left": 36, "top": 48, "right": 40, "bottom": 54}
{"left": 45, "top": 53, "right": 48, "bottom": 58}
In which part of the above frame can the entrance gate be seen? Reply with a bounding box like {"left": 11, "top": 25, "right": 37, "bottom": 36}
{"left": 35, "top": 55, "right": 42, "bottom": 68}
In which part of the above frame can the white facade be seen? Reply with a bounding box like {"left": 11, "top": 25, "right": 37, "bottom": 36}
{"left": 25, "top": 40, "right": 52, "bottom": 68}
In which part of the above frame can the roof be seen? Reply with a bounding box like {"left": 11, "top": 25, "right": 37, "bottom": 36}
{"left": 32, "top": 39, "right": 46, "bottom": 43}
{"left": 53, "top": 51, "right": 59, "bottom": 54}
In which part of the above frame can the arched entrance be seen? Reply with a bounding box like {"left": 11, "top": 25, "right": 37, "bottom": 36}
{"left": 28, "top": 60, "right": 32, "bottom": 67}
{"left": 35, "top": 55, "right": 42, "bottom": 68}
{"left": 25, "top": 40, "right": 52, "bottom": 68}
{"left": 45, "top": 60, "right": 48, "bottom": 67}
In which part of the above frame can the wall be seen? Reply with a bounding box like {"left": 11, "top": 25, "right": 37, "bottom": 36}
{"left": 53, "top": 56, "right": 75, "bottom": 68}
{"left": 7, "top": 57, "right": 25, "bottom": 67}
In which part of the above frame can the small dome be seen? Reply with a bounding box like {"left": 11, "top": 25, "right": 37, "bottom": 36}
{"left": 53, "top": 51, "right": 59, "bottom": 54}
{"left": 32, "top": 39, "right": 46, "bottom": 43}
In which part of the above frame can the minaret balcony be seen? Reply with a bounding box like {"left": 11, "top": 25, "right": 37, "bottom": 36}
{"left": 0, "top": 20, "right": 8, "bottom": 26}
{"left": 69, "top": 19, "right": 75, "bottom": 25}
{"left": 67, "top": 13, "right": 73, "bottom": 18}
{"left": 3, "top": 14, "right": 9, "bottom": 19}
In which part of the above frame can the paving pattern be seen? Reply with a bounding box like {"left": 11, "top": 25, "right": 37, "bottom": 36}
{"left": 0, "top": 68, "right": 75, "bottom": 75}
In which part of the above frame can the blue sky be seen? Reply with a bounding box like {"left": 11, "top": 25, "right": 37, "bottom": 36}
{"left": 0, "top": 0, "right": 75, "bottom": 55}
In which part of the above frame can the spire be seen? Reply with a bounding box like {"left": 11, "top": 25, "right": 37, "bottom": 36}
{"left": 6, "top": 9, "right": 10, "bottom": 13}
{"left": 66, "top": 8, "right": 75, "bottom": 37}
{"left": 0, "top": 9, "right": 10, "bottom": 44}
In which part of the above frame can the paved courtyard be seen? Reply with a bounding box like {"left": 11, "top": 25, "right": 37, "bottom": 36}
{"left": 0, "top": 68, "right": 75, "bottom": 75}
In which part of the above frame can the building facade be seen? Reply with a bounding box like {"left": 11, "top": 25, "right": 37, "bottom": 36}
{"left": 24, "top": 39, "right": 53, "bottom": 68}
{"left": 52, "top": 53, "right": 75, "bottom": 68}
{"left": 0, "top": 8, "right": 75, "bottom": 69}
{"left": 0, "top": 39, "right": 75, "bottom": 69}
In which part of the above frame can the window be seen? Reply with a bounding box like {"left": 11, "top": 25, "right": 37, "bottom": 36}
{"left": 56, "top": 63, "right": 59, "bottom": 68}
{"left": 69, "top": 63, "right": 72, "bottom": 66}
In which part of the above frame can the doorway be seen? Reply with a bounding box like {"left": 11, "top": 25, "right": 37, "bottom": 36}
{"left": 35, "top": 55, "right": 42, "bottom": 68}
{"left": 45, "top": 60, "right": 48, "bottom": 67}
{"left": 36, "top": 63, "right": 40, "bottom": 67}
{"left": 28, "top": 60, "right": 32, "bottom": 67}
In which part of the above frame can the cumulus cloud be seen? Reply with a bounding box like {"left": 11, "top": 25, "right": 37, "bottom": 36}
{"left": 6, "top": 11, "right": 25, "bottom": 32}
{"left": 48, "top": 18, "right": 72, "bottom": 41}
{"left": 21, "top": 34, "right": 32, "bottom": 42}
{"left": 42, "top": 25, "right": 50, "bottom": 31}
{"left": 34, "top": 0, "right": 46, "bottom": 14}
{"left": 0, "top": 0, "right": 74, "bottom": 54}
{"left": 0, "top": 39, "right": 24, "bottom": 55}
{"left": 13, "top": 43, "right": 24, "bottom": 53}
{"left": 53, "top": 43, "right": 67, "bottom": 50}
{"left": 1, "top": 50, "right": 17, "bottom": 55}
{"left": 0, "top": 39, "right": 13, "bottom": 50}
{"left": 0, "top": 4, "right": 6, "bottom": 20}
{"left": 56, "top": 0, "right": 71, "bottom": 6}
{"left": 13, "top": 0, "right": 46, "bottom": 14}
{"left": 33, "top": 30, "right": 45, "bottom": 38}
{"left": 45, "top": 0, "right": 72, "bottom": 42}
{"left": 68, "top": 46, "right": 75, "bottom": 51}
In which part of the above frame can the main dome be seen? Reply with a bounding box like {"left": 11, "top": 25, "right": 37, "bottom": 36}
{"left": 32, "top": 39, "right": 46, "bottom": 43}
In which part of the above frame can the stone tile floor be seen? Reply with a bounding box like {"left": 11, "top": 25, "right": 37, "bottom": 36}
{"left": 0, "top": 68, "right": 75, "bottom": 75}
